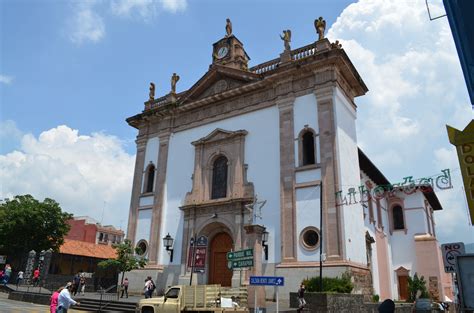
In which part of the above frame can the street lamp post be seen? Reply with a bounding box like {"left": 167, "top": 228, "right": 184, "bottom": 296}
{"left": 319, "top": 182, "right": 323, "bottom": 292}
{"left": 163, "top": 233, "right": 174, "bottom": 263}
{"left": 189, "top": 236, "right": 196, "bottom": 286}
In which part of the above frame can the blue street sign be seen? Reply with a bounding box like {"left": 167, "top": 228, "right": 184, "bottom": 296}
{"left": 249, "top": 276, "right": 284, "bottom": 286}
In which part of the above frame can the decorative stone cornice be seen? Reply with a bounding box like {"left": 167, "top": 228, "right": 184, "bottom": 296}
{"left": 126, "top": 42, "right": 368, "bottom": 133}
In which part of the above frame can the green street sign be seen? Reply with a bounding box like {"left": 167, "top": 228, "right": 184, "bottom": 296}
{"left": 227, "top": 249, "right": 253, "bottom": 261}
{"left": 231, "top": 259, "right": 254, "bottom": 269}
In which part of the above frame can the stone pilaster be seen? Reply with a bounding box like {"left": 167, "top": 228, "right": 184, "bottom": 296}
{"left": 148, "top": 132, "right": 170, "bottom": 264}
{"left": 314, "top": 84, "right": 343, "bottom": 261}
{"left": 126, "top": 136, "right": 147, "bottom": 244}
{"left": 277, "top": 94, "right": 297, "bottom": 263}
{"left": 244, "top": 225, "right": 266, "bottom": 310}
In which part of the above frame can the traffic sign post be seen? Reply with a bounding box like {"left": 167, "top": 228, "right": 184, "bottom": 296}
{"left": 227, "top": 248, "right": 253, "bottom": 260}
{"left": 250, "top": 276, "right": 284, "bottom": 313}
{"left": 441, "top": 242, "right": 465, "bottom": 273}
{"left": 226, "top": 248, "right": 254, "bottom": 270}
{"left": 249, "top": 276, "right": 284, "bottom": 286}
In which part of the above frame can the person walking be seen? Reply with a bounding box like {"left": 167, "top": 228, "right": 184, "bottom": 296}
{"left": 144, "top": 276, "right": 155, "bottom": 299}
{"left": 79, "top": 275, "right": 86, "bottom": 296}
{"left": 297, "top": 283, "right": 306, "bottom": 312}
{"left": 16, "top": 270, "right": 24, "bottom": 286}
{"left": 72, "top": 272, "right": 81, "bottom": 296}
{"left": 57, "top": 282, "right": 80, "bottom": 313}
{"left": 50, "top": 287, "right": 64, "bottom": 313}
{"left": 2, "top": 264, "right": 12, "bottom": 285}
{"left": 121, "top": 277, "right": 129, "bottom": 298}
{"left": 33, "top": 268, "right": 40, "bottom": 286}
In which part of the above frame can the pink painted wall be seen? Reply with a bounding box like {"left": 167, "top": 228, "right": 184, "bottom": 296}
{"left": 375, "top": 229, "right": 392, "bottom": 300}
{"left": 414, "top": 235, "right": 453, "bottom": 301}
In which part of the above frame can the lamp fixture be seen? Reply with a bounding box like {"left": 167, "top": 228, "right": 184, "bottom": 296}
{"left": 163, "top": 233, "right": 174, "bottom": 263}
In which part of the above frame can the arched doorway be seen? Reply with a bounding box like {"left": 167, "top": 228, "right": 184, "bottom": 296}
{"left": 209, "top": 232, "right": 233, "bottom": 286}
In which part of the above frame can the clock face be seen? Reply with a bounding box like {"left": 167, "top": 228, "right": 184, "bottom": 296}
{"left": 217, "top": 46, "right": 229, "bottom": 59}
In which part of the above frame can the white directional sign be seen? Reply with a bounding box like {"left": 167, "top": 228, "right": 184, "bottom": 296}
{"left": 441, "top": 242, "right": 465, "bottom": 273}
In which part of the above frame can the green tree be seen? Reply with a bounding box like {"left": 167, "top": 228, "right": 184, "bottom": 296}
{"left": 98, "top": 239, "right": 147, "bottom": 289}
{"left": 0, "top": 194, "right": 72, "bottom": 258}
{"left": 407, "top": 273, "right": 429, "bottom": 302}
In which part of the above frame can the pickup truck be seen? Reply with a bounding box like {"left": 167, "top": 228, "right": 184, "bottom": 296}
{"left": 136, "top": 284, "right": 249, "bottom": 313}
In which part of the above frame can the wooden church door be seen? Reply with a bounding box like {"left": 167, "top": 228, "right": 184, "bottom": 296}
{"left": 209, "top": 232, "right": 233, "bottom": 286}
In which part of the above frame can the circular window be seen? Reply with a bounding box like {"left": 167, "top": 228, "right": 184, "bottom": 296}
{"left": 136, "top": 240, "right": 148, "bottom": 256}
{"left": 300, "top": 227, "right": 321, "bottom": 251}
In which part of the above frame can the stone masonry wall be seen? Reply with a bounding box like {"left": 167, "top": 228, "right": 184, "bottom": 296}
{"left": 289, "top": 292, "right": 413, "bottom": 313}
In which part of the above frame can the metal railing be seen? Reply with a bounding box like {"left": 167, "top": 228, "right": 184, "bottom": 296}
{"left": 97, "top": 284, "right": 118, "bottom": 312}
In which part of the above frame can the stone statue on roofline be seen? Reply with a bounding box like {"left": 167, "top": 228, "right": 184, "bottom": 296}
{"left": 331, "top": 40, "right": 342, "bottom": 49}
{"left": 315, "top": 16, "right": 326, "bottom": 41}
{"left": 280, "top": 29, "right": 291, "bottom": 51}
{"left": 225, "top": 18, "right": 232, "bottom": 37}
{"left": 149, "top": 82, "right": 155, "bottom": 101}
{"left": 171, "top": 73, "right": 180, "bottom": 94}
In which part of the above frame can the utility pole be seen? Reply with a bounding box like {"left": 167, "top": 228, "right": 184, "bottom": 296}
{"left": 189, "top": 236, "right": 196, "bottom": 286}
{"left": 319, "top": 182, "right": 323, "bottom": 292}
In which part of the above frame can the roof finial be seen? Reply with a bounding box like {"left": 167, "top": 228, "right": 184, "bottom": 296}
{"left": 171, "top": 73, "right": 180, "bottom": 94}
{"left": 149, "top": 82, "right": 155, "bottom": 102}
{"left": 225, "top": 18, "right": 232, "bottom": 37}
{"left": 279, "top": 29, "right": 291, "bottom": 51}
{"left": 315, "top": 17, "right": 326, "bottom": 41}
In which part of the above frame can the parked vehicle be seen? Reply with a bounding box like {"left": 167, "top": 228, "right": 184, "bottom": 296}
{"left": 136, "top": 284, "right": 248, "bottom": 313}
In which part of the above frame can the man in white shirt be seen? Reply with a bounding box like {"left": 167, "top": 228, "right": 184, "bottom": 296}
{"left": 57, "top": 282, "right": 80, "bottom": 313}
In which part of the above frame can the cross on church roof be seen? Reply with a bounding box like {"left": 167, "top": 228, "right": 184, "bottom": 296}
{"left": 245, "top": 194, "right": 267, "bottom": 225}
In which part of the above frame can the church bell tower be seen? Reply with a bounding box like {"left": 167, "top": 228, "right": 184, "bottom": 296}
{"left": 212, "top": 18, "right": 250, "bottom": 71}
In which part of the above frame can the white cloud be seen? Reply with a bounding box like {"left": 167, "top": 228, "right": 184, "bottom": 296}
{"left": 329, "top": 0, "right": 474, "bottom": 243}
{"left": 0, "top": 74, "right": 13, "bottom": 84}
{"left": 160, "top": 0, "right": 187, "bottom": 13}
{"left": 69, "top": 1, "right": 105, "bottom": 44}
{"left": 110, "top": 0, "right": 187, "bottom": 19}
{"left": 0, "top": 125, "right": 135, "bottom": 230}
{"left": 111, "top": 0, "right": 157, "bottom": 20}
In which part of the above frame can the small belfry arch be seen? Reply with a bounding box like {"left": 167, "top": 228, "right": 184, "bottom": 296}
{"left": 297, "top": 126, "right": 318, "bottom": 166}
{"left": 388, "top": 197, "right": 407, "bottom": 234}
{"left": 143, "top": 162, "right": 156, "bottom": 193}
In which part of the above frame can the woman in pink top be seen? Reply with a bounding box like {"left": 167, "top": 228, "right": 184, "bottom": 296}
{"left": 50, "top": 287, "right": 64, "bottom": 313}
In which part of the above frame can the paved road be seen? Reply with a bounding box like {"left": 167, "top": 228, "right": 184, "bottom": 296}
{"left": 0, "top": 293, "right": 86, "bottom": 313}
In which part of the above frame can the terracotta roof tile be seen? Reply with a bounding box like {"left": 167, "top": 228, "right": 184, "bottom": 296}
{"left": 60, "top": 239, "right": 117, "bottom": 259}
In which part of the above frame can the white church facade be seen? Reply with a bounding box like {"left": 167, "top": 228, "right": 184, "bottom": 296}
{"left": 125, "top": 19, "right": 452, "bottom": 303}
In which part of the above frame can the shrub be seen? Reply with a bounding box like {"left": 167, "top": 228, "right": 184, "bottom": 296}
{"left": 302, "top": 272, "right": 353, "bottom": 293}
{"left": 407, "top": 273, "right": 429, "bottom": 302}
{"left": 372, "top": 294, "right": 380, "bottom": 303}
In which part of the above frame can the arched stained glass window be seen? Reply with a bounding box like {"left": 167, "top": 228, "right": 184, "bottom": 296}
{"left": 211, "top": 156, "right": 228, "bottom": 199}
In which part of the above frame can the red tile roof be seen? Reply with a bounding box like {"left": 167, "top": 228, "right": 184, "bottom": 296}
{"left": 60, "top": 239, "right": 117, "bottom": 259}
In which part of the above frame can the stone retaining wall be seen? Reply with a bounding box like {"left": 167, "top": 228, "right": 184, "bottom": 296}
{"left": 289, "top": 292, "right": 413, "bottom": 313}
{"left": 9, "top": 291, "right": 51, "bottom": 305}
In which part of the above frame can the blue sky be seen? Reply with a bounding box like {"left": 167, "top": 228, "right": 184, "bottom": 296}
{"left": 1, "top": 0, "right": 355, "bottom": 154}
{"left": 1, "top": 0, "right": 473, "bottom": 243}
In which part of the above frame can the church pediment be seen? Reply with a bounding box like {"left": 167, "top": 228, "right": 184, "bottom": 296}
{"left": 180, "top": 65, "right": 261, "bottom": 104}
{"left": 192, "top": 128, "right": 248, "bottom": 146}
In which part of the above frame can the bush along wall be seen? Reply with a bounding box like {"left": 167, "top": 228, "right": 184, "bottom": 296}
{"left": 302, "top": 272, "right": 354, "bottom": 294}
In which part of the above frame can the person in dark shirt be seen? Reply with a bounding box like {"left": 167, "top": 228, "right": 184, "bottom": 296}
{"left": 297, "top": 283, "right": 306, "bottom": 312}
